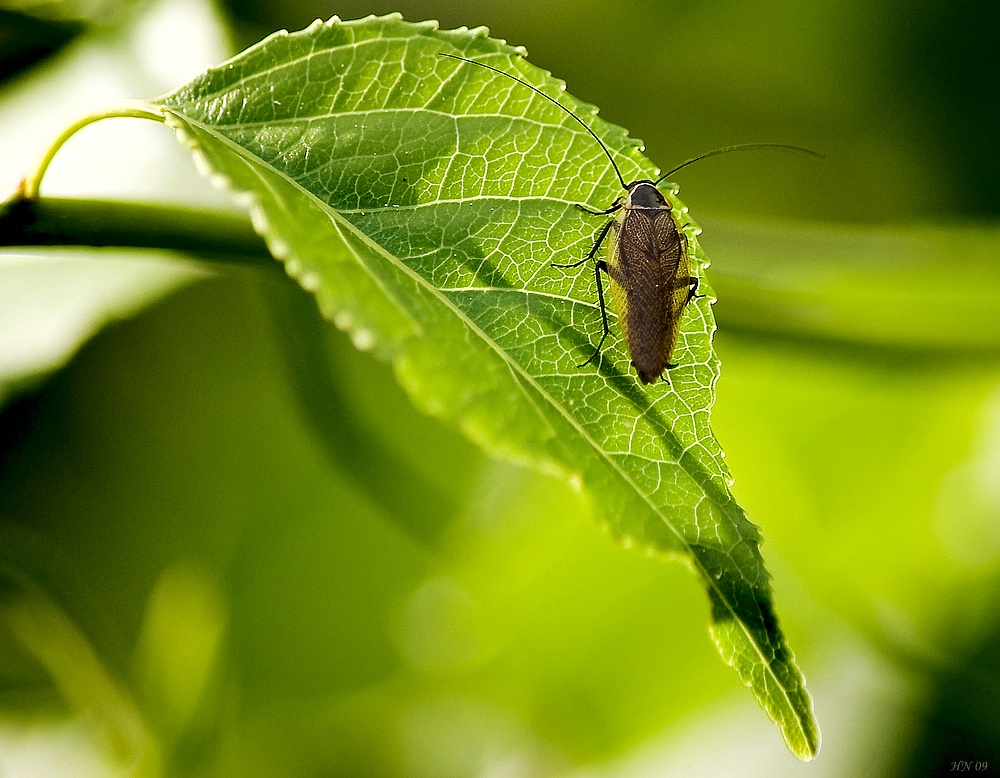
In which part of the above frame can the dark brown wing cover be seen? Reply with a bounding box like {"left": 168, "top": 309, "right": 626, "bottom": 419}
{"left": 606, "top": 209, "right": 691, "bottom": 383}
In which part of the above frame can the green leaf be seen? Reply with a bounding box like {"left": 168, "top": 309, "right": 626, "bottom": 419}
{"left": 150, "top": 14, "right": 818, "bottom": 759}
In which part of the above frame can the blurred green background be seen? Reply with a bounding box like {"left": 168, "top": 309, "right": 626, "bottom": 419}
{"left": 1, "top": 0, "right": 999, "bottom": 776}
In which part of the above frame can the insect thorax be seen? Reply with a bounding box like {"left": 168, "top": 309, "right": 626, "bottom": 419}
{"left": 625, "top": 181, "right": 669, "bottom": 209}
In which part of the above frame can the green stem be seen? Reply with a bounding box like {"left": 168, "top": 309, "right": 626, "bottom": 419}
{"left": 0, "top": 197, "right": 274, "bottom": 268}
{"left": 19, "top": 102, "right": 167, "bottom": 200}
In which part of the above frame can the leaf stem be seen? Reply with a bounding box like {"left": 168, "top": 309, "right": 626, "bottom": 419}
{"left": 19, "top": 102, "right": 167, "bottom": 200}
{"left": 0, "top": 197, "right": 275, "bottom": 269}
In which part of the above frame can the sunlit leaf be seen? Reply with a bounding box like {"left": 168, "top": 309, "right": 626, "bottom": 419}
{"left": 150, "top": 14, "right": 818, "bottom": 758}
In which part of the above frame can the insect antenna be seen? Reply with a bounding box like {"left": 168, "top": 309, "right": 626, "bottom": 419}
{"left": 439, "top": 52, "right": 628, "bottom": 190}
{"left": 653, "top": 143, "right": 824, "bottom": 185}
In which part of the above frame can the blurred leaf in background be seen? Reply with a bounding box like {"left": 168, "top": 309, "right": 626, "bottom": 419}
{"left": 0, "top": 3, "right": 83, "bottom": 80}
{"left": 1, "top": 0, "right": 999, "bottom": 776}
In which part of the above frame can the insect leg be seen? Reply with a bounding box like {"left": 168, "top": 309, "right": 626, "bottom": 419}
{"left": 549, "top": 220, "right": 615, "bottom": 370}
{"left": 686, "top": 276, "right": 700, "bottom": 302}
{"left": 552, "top": 219, "right": 615, "bottom": 269}
{"left": 578, "top": 259, "right": 610, "bottom": 368}
{"left": 666, "top": 276, "right": 701, "bottom": 302}
{"left": 678, "top": 235, "right": 703, "bottom": 301}
{"left": 664, "top": 278, "right": 700, "bottom": 372}
{"left": 576, "top": 202, "right": 622, "bottom": 216}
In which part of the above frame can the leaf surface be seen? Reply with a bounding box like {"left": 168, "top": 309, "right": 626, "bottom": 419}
{"left": 154, "top": 14, "right": 819, "bottom": 759}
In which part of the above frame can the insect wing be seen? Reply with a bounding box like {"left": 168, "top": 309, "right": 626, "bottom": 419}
{"left": 608, "top": 208, "right": 691, "bottom": 383}
{"left": 660, "top": 210, "right": 693, "bottom": 365}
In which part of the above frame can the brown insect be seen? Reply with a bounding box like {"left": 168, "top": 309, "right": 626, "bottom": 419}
{"left": 442, "top": 53, "right": 819, "bottom": 384}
